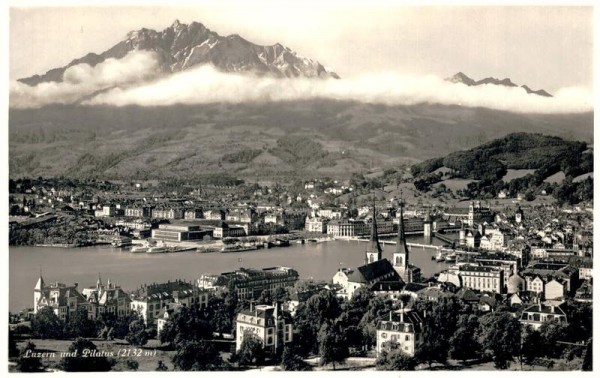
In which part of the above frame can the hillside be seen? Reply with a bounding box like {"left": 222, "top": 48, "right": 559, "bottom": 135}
{"left": 9, "top": 101, "right": 593, "bottom": 181}
{"left": 411, "top": 133, "right": 593, "bottom": 204}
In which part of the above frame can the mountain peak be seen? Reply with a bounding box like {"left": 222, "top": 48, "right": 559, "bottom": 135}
{"left": 18, "top": 20, "right": 339, "bottom": 86}
{"left": 448, "top": 72, "right": 475, "bottom": 86}
{"left": 447, "top": 72, "right": 551, "bottom": 97}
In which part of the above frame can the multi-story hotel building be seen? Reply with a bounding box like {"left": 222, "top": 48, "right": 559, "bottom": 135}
{"left": 130, "top": 280, "right": 211, "bottom": 325}
{"left": 213, "top": 267, "right": 299, "bottom": 300}
{"left": 457, "top": 265, "right": 504, "bottom": 294}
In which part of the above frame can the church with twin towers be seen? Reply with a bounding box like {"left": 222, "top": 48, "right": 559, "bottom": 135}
{"left": 333, "top": 199, "right": 422, "bottom": 299}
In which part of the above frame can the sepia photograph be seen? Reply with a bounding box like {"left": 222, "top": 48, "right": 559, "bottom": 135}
{"left": 5, "top": 0, "right": 594, "bottom": 373}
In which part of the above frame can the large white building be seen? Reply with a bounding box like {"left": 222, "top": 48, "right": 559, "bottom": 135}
{"left": 235, "top": 303, "right": 293, "bottom": 354}
{"left": 376, "top": 308, "right": 424, "bottom": 357}
{"left": 457, "top": 265, "right": 504, "bottom": 294}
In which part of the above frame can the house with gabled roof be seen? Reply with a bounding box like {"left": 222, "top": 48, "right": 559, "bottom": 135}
{"left": 520, "top": 303, "right": 567, "bottom": 330}
{"left": 33, "top": 275, "right": 87, "bottom": 321}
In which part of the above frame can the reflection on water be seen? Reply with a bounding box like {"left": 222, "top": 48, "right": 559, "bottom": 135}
{"left": 10, "top": 236, "right": 452, "bottom": 311}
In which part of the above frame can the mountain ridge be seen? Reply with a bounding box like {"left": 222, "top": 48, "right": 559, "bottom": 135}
{"left": 447, "top": 72, "right": 552, "bottom": 97}
{"left": 18, "top": 19, "right": 339, "bottom": 86}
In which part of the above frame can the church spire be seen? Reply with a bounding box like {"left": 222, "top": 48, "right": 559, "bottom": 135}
{"left": 396, "top": 200, "right": 409, "bottom": 257}
{"left": 366, "top": 201, "right": 383, "bottom": 263}
{"left": 393, "top": 192, "right": 410, "bottom": 281}
{"left": 34, "top": 271, "right": 45, "bottom": 291}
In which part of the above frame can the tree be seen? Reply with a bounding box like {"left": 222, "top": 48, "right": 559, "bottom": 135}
{"left": 8, "top": 330, "right": 19, "bottom": 358}
{"left": 156, "top": 360, "right": 169, "bottom": 371}
{"left": 238, "top": 333, "right": 266, "bottom": 368}
{"left": 539, "top": 319, "right": 570, "bottom": 359}
{"left": 449, "top": 314, "right": 480, "bottom": 363}
{"left": 171, "top": 341, "right": 223, "bottom": 371}
{"left": 59, "top": 338, "right": 114, "bottom": 372}
{"left": 97, "top": 312, "right": 133, "bottom": 340}
{"left": 126, "top": 316, "right": 149, "bottom": 346}
{"left": 317, "top": 323, "right": 349, "bottom": 370}
{"left": 125, "top": 360, "right": 139, "bottom": 371}
{"left": 478, "top": 312, "right": 521, "bottom": 369}
{"left": 293, "top": 290, "right": 342, "bottom": 357}
{"left": 281, "top": 345, "right": 312, "bottom": 371}
{"left": 257, "top": 289, "right": 273, "bottom": 305}
{"left": 16, "top": 342, "right": 44, "bottom": 372}
{"left": 65, "top": 307, "right": 96, "bottom": 338}
{"left": 31, "top": 307, "right": 64, "bottom": 339}
{"left": 159, "top": 306, "right": 213, "bottom": 348}
{"left": 205, "top": 296, "right": 233, "bottom": 336}
{"left": 376, "top": 342, "right": 418, "bottom": 371}
{"left": 416, "top": 325, "right": 448, "bottom": 368}
{"left": 520, "top": 327, "right": 542, "bottom": 365}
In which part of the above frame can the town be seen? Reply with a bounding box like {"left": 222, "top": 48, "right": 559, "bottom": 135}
{"left": 8, "top": 174, "right": 593, "bottom": 372}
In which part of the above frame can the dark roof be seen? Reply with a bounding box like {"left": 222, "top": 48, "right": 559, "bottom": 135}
{"left": 349, "top": 259, "right": 401, "bottom": 284}
{"left": 522, "top": 303, "right": 567, "bottom": 316}
{"left": 403, "top": 282, "right": 427, "bottom": 293}
{"left": 457, "top": 288, "right": 479, "bottom": 302}
{"left": 370, "top": 281, "right": 405, "bottom": 292}
{"left": 376, "top": 310, "right": 424, "bottom": 333}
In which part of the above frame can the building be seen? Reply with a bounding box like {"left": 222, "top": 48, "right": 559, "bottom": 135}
{"left": 393, "top": 202, "right": 421, "bottom": 283}
{"left": 305, "top": 217, "right": 329, "bottom": 233}
{"left": 184, "top": 209, "right": 203, "bottom": 220}
{"left": 327, "top": 219, "right": 368, "bottom": 237}
{"left": 235, "top": 303, "right": 293, "bottom": 354}
{"left": 152, "top": 208, "right": 184, "bottom": 220}
{"left": 81, "top": 275, "right": 131, "bottom": 320}
{"left": 365, "top": 206, "right": 384, "bottom": 264}
{"left": 444, "top": 201, "right": 494, "bottom": 226}
{"left": 125, "top": 206, "right": 153, "bottom": 218}
{"left": 151, "top": 223, "right": 211, "bottom": 242}
{"left": 130, "top": 280, "right": 211, "bottom": 325}
{"left": 33, "top": 275, "right": 86, "bottom": 321}
{"left": 204, "top": 209, "right": 226, "bottom": 220}
{"left": 423, "top": 213, "right": 432, "bottom": 237}
{"left": 333, "top": 260, "right": 403, "bottom": 299}
{"left": 544, "top": 279, "right": 567, "bottom": 300}
{"left": 212, "top": 223, "right": 247, "bottom": 238}
{"left": 375, "top": 308, "right": 424, "bottom": 357}
{"left": 212, "top": 267, "right": 299, "bottom": 300}
{"left": 520, "top": 303, "right": 567, "bottom": 330}
{"left": 457, "top": 265, "right": 504, "bottom": 294}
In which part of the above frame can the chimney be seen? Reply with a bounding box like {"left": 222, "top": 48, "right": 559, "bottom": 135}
{"left": 389, "top": 311, "right": 392, "bottom": 321}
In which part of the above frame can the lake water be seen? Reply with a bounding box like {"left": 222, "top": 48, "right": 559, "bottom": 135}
{"left": 9, "top": 236, "right": 451, "bottom": 312}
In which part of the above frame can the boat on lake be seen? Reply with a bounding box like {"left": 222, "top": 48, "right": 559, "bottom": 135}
{"left": 445, "top": 252, "right": 457, "bottom": 262}
{"left": 111, "top": 237, "right": 132, "bottom": 248}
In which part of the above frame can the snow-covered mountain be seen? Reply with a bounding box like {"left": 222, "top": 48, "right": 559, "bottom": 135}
{"left": 447, "top": 72, "right": 552, "bottom": 97}
{"left": 19, "top": 20, "right": 339, "bottom": 86}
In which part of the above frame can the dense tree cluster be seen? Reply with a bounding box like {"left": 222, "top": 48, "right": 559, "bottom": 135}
{"left": 58, "top": 338, "right": 115, "bottom": 372}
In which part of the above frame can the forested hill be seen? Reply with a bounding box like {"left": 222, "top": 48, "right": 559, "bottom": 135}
{"left": 411, "top": 133, "right": 593, "bottom": 204}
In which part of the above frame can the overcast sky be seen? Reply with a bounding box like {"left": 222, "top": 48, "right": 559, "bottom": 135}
{"left": 9, "top": 4, "right": 593, "bottom": 92}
